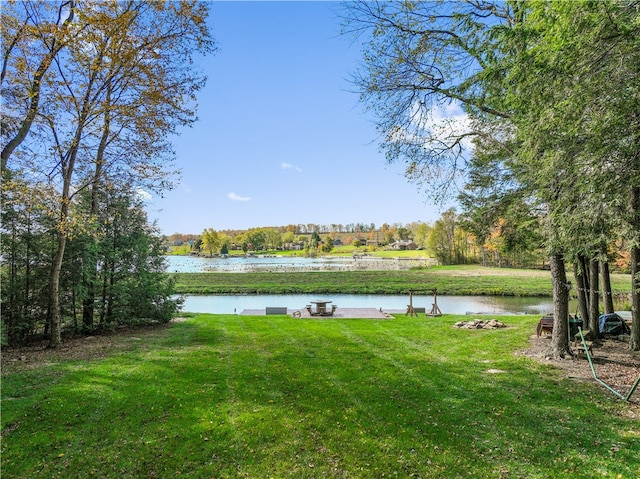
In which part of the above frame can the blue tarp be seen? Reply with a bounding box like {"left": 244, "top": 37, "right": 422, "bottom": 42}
{"left": 598, "top": 313, "right": 630, "bottom": 335}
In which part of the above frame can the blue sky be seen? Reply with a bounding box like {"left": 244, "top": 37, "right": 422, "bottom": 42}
{"left": 148, "top": 1, "right": 449, "bottom": 235}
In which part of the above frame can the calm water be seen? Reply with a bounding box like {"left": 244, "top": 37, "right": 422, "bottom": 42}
{"left": 178, "top": 294, "right": 636, "bottom": 318}
{"left": 166, "top": 255, "right": 561, "bottom": 315}
{"left": 178, "top": 293, "right": 558, "bottom": 315}
{"left": 165, "top": 254, "right": 431, "bottom": 272}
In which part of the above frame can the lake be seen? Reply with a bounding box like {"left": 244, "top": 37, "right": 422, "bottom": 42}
{"left": 165, "top": 254, "right": 433, "bottom": 272}
{"left": 178, "top": 293, "right": 559, "bottom": 316}
{"left": 165, "top": 255, "right": 568, "bottom": 316}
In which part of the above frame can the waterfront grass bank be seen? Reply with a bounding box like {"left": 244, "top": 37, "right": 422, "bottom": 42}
{"left": 172, "top": 265, "right": 632, "bottom": 297}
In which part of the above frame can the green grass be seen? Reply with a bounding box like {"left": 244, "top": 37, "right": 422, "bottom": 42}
{"left": 2, "top": 314, "right": 638, "bottom": 478}
{"left": 172, "top": 265, "right": 632, "bottom": 297}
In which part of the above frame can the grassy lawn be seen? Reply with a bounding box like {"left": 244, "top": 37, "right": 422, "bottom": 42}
{"left": 2, "top": 314, "right": 638, "bottom": 478}
{"left": 172, "top": 265, "right": 632, "bottom": 298}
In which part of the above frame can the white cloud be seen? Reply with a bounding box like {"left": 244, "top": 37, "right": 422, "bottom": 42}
{"left": 395, "top": 101, "right": 474, "bottom": 152}
{"left": 281, "top": 162, "right": 302, "bottom": 173}
{"left": 228, "top": 192, "right": 251, "bottom": 202}
{"left": 136, "top": 189, "right": 152, "bottom": 201}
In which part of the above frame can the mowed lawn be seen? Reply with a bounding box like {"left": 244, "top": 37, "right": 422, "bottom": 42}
{"left": 2, "top": 314, "right": 638, "bottom": 478}
{"left": 171, "top": 265, "right": 633, "bottom": 296}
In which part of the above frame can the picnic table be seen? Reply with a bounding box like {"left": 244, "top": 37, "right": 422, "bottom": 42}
{"left": 308, "top": 300, "right": 336, "bottom": 316}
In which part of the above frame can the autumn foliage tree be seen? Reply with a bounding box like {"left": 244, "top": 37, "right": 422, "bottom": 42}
{"left": 1, "top": 0, "right": 214, "bottom": 347}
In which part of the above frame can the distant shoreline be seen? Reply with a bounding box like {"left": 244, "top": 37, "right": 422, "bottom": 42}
{"left": 166, "top": 254, "right": 438, "bottom": 273}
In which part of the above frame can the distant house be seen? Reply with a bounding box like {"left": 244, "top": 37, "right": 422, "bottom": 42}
{"left": 388, "top": 240, "right": 417, "bottom": 251}
{"left": 333, "top": 239, "right": 343, "bottom": 246}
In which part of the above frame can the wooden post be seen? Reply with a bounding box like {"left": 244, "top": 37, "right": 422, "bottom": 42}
{"left": 406, "top": 290, "right": 417, "bottom": 316}
{"left": 427, "top": 288, "right": 442, "bottom": 317}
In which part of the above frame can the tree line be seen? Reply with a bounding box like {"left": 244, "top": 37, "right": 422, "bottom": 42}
{"left": 1, "top": 1, "right": 214, "bottom": 347}
{"left": 169, "top": 207, "right": 633, "bottom": 274}
{"left": 343, "top": 0, "right": 639, "bottom": 353}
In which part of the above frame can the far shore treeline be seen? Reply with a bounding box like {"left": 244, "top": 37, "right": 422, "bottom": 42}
{"left": 164, "top": 219, "right": 634, "bottom": 274}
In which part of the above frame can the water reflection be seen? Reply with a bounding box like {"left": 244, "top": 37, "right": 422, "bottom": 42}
{"left": 167, "top": 255, "right": 560, "bottom": 315}
{"left": 165, "top": 254, "right": 431, "bottom": 272}
{"left": 178, "top": 293, "right": 559, "bottom": 316}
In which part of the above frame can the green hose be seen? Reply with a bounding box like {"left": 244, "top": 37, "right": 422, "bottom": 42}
{"left": 577, "top": 327, "right": 639, "bottom": 402}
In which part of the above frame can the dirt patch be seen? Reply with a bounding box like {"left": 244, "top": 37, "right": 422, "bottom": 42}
{"left": 1, "top": 319, "right": 189, "bottom": 374}
{"left": 521, "top": 334, "right": 640, "bottom": 416}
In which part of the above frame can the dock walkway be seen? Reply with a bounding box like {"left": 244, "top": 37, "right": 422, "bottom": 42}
{"left": 240, "top": 307, "right": 393, "bottom": 319}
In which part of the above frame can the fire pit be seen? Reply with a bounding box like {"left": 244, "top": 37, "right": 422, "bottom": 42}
{"left": 454, "top": 319, "right": 507, "bottom": 329}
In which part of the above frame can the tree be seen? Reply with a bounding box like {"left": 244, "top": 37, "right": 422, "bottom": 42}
{"left": 201, "top": 228, "right": 221, "bottom": 257}
{"left": 600, "top": 260, "right": 615, "bottom": 315}
{"left": 264, "top": 228, "right": 282, "bottom": 251}
{"left": 282, "top": 231, "right": 295, "bottom": 247}
{"left": 219, "top": 233, "right": 231, "bottom": 255}
{"left": 1, "top": 1, "right": 214, "bottom": 347}
{"left": 458, "top": 126, "right": 544, "bottom": 269}
{"left": 246, "top": 228, "right": 267, "bottom": 251}
{"left": 322, "top": 236, "right": 334, "bottom": 253}
{"left": 428, "top": 209, "right": 458, "bottom": 265}
{"left": 500, "top": 1, "right": 640, "bottom": 349}
{"left": 344, "top": 0, "right": 640, "bottom": 355}
{"left": 342, "top": 0, "right": 513, "bottom": 201}
{"left": 0, "top": 177, "right": 56, "bottom": 344}
{"left": 80, "top": 186, "right": 180, "bottom": 327}
{"left": 1, "top": 176, "right": 181, "bottom": 344}
{"left": 397, "top": 227, "right": 410, "bottom": 241}
{"left": 413, "top": 223, "right": 431, "bottom": 250}
{"left": 345, "top": 0, "right": 597, "bottom": 349}
{"left": 1, "top": 0, "right": 81, "bottom": 172}
{"left": 549, "top": 253, "right": 571, "bottom": 357}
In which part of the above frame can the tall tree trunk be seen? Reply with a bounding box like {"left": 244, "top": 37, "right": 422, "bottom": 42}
{"left": 82, "top": 85, "right": 111, "bottom": 329}
{"left": 24, "top": 218, "right": 31, "bottom": 329}
{"left": 573, "top": 259, "right": 589, "bottom": 324}
{"left": 579, "top": 254, "right": 590, "bottom": 307}
{"left": 630, "top": 245, "right": 640, "bottom": 351}
{"left": 630, "top": 186, "right": 640, "bottom": 351}
{"left": 7, "top": 226, "right": 18, "bottom": 343}
{"left": 548, "top": 254, "right": 571, "bottom": 358}
{"left": 81, "top": 266, "right": 96, "bottom": 329}
{"left": 46, "top": 46, "right": 100, "bottom": 345}
{"left": 48, "top": 234, "right": 67, "bottom": 348}
{"left": 588, "top": 258, "right": 600, "bottom": 337}
{"left": 600, "top": 259, "right": 614, "bottom": 314}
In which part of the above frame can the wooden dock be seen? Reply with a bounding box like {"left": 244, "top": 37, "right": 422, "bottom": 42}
{"left": 240, "top": 307, "right": 393, "bottom": 319}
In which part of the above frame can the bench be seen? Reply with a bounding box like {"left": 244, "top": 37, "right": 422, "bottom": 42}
{"left": 536, "top": 316, "right": 554, "bottom": 337}
{"left": 315, "top": 305, "right": 338, "bottom": 316}
{"left": 265, "top": 307, "right": 288, "bottom": 315}
{"left": 574, "top": 330, "right": 594, "bottom": 358}
{"left": 574, "top": 340, "right": 594, "bottom": 358}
